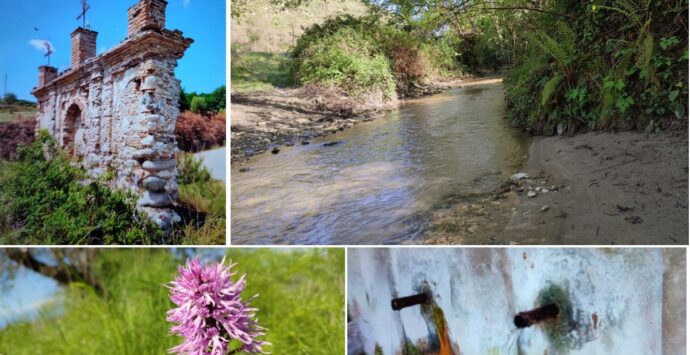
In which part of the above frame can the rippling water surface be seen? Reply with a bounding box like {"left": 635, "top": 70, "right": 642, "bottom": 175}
{"left": 231, "top": 82, "right": 527, "bottom": 244}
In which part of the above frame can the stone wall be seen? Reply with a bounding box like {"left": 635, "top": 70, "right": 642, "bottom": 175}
{"left": 32, "top": 0, "right": 192, "bottom": 229}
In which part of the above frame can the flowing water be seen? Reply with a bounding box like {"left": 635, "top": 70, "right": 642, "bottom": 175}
{"left": 231, "top": 82, "right": 527, "bottom": 244}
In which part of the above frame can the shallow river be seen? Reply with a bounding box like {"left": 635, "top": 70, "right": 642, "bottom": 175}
{"left": 231, "top": 82, "right": 527, "bottom": 244}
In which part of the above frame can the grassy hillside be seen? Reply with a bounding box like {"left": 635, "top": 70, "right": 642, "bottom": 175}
{"left": 0, "top": 105, "right": 35, "bottom": 123}
{"left": 231, "top": 0, "right": 368, "bottom": 53}
{"left": 231, "top": 0, "right": 369, "bottom": 92}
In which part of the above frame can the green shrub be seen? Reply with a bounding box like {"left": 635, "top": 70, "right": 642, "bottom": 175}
{"left": 292, "top": 20, "right": 397, "bottom": 100}
{"left": 189, "top": 96, "right": 208, "bottom": 114}
{"left": 176, "top": 153, "right": 211, "bottom": 185}
{"left": 0, "top": 131, "right": 161, "bottom": 244}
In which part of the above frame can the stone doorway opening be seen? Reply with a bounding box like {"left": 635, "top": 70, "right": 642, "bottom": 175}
{"left": 64, "top": 103, "right": 82, "bottom": 156}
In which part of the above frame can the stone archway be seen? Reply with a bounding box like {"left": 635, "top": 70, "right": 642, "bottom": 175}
{"left": 63, "top": 103, "right": 83, "bottom": 156}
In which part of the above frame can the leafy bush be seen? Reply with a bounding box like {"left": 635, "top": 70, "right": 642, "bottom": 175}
{"left": 2, "top": 92, "right": 17, "bottom": 105}
{"left": 292, "top": 18, "right": 397, "bottom": 100}
{"left": 189, "top": 96, "right": 208, "bottom": 114}
{"left": 291, "top": 14, "right": 468, "bottom": 100}
{"left": 0, "top": 131, "right": 161, "bottom": 244}
{"left": 180, "top": 86, "right": 226, "bottom": 113}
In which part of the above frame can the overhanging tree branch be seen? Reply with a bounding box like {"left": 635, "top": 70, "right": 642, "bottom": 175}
{"left": 4, "top": 249, "right": 104, "bottom": 295}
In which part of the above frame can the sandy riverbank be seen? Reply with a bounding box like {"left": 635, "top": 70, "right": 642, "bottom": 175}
{"left": 425, "top": 129, "right": 688, "bottom": 245}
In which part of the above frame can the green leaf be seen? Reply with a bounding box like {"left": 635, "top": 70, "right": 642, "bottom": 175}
{"left": 674, "top": 103, "right": 685, "bottom": 119}
{"left": 541, "top": 75, "right": 563, "bottom": 106}
{"left": 669, "top": 90, "right": 679, "bottom": 102}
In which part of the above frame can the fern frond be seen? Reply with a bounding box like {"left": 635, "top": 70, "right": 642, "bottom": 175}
{"left": 533, "top": 31, "right": 571, "bottom": 67}
{"left": 636, "top": 34, "right": 655, "bottom": 82}
{"left": 556, "top": 21, "right": 577, "bottom": 58}
{"left": 595, "top": 3, "right": 641, "bottom": 27}
{"left": 541, "top": 75, "right": 563, "bottom": 106}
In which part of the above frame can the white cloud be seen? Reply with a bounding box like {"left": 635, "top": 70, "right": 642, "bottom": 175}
{"left": 29, "top": 39, "right": 54, "bottom": 54}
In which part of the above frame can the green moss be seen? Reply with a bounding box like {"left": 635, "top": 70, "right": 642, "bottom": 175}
{"left": 537, "top": 283, "right": 576, "bottom": 352}
{"left": 401, "top": 339, "right": 422, "bottom": 355}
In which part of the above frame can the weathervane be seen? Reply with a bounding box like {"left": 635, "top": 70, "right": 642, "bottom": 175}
{"left": 76, "top": 0, "right": 90, "bottom": 28}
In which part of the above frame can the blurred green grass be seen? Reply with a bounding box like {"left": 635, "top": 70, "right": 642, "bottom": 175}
{"left": 0, "top": 248, "right": 344, "bottom": 354}
{"left": 0, "top": 107, "right": 35, "bottom": 123}
{"left": 231, "top": 52, "right": 292, "bottom": 93}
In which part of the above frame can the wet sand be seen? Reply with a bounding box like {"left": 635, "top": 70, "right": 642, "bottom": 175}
{"left": 426, "top": 130, "right": 688, "bottom": 245}
{"left": 500, "top": 130, "right": 688, "bottom": 245}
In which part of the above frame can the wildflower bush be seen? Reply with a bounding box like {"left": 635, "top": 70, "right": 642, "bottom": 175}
{"left": 0, "top": 131, "right": 223, "bottom": 245}
{"left": 0, "top": 249, "right": 345, "bottom": 355}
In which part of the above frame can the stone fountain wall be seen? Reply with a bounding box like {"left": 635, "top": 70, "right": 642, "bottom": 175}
{"left": 348, "top": 248, "right": 685, "bottom": 355}
{"left": 32, "top": 0, "right": 192, "bottom": 228}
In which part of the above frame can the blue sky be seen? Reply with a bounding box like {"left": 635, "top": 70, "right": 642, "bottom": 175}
{"left": 0, "top": 268, "right": 59, "bottom": 329}
{"left": 0, "top": 0, "right": 226, "bottom": 101}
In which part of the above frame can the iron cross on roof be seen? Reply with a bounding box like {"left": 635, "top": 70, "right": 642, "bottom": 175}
{"left": 76, "top": 0, "right": 90, "bottom": 28}
{"left": 44, "top": 41, "right": 53, "bottom": 65}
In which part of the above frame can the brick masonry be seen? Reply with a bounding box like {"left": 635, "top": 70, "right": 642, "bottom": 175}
{"left": 32, "top": 0, "right": 193, "bottom": 229}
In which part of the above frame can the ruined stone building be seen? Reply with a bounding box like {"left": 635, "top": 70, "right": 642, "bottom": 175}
{"left": 32, "top": 0, "right": 193, "bottom": 228}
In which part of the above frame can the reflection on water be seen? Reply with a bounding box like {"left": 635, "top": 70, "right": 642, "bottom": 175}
{"left": 231, "top": 83, "right": 527, "bottom": 244}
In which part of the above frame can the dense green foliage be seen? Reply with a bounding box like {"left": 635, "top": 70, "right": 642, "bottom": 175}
{"left": 504, "top": 0, "right": 688, "bottom": 133}
{"left": 291, "top": 15, "right": 464, "bottom": 100}
{"left": 0, "top": 249, "right": 345, "bottom": 354}
{"left": 179, "top": 85, "right": 226, "bottom": 114}
{"left": 1, "top": 93, "right": 17, "bottom": 105}
{"left": 361, "top": 0, "right": 688, "bottom": 132}
{"left": 0, "top": 131, "right": 160, "bottom": 244}
{"left": 0, "top": 133, "right": 224, "bottom": 245}
{"left": 291, "top": 16, "right": 398, "bottom": 100}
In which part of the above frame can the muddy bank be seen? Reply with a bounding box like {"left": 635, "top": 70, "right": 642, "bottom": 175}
{"left": 230, "top": 77, "right": 496, "bottom": 163}
{"left": 425, "top": 130, "right": 688, "bottom": 245}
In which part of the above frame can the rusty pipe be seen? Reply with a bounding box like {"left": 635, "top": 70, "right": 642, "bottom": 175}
{"left": 391, "top": 293, "right": 429, "bottom": 311}
{"left": 514, "top": 303, "right": 559, "bottom": 328}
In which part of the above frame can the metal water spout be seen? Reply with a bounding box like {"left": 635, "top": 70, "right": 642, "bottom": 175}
{"left": 391, "top": 293, "right": 429, "bottom": 311}
{"left": 514, "top": 303, "right": 560, "bottom": 328}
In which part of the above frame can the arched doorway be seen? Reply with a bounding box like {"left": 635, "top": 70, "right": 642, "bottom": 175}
{"left": 64, "top": 103, "right": 82, "bottom": 156}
